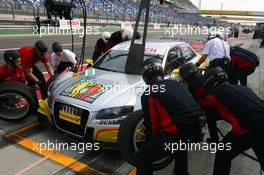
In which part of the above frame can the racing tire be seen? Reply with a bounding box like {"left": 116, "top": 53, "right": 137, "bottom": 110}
{"left": 0, "top": 81, "right": 38, "bottom": 121}
{"left": 118, "top": 110, "right": 173, "bottom": 170}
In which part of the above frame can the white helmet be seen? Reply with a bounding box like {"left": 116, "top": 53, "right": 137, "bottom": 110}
{"left": 217, "top": 32, "right": 225, "bottom": 40}
{"left": 209, "top": 31, "right": 224, "bottom": 40}
{"left": 122, "top": 28, "right": 134, "bottom": 41}
{"left": 102, "top": 32, "right": 111, "bottom": 43}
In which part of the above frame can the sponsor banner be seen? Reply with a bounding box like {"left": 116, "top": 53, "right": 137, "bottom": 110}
{"left": 154, "top": 23, "right": 161, "bottom": 30}
{"left": 59, "top": 20, "right": 81, "bottom": 29}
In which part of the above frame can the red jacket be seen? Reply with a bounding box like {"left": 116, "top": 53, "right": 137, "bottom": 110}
{"left": 0, "top": 64, "right": 26, "bottom": 83}
{"left": 17, "top": 46, "right": 48, "bottom": 69}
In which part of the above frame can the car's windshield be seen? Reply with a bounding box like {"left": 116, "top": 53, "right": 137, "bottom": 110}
{"left": 93, "top": 50, "right": 163, "bottom": 74}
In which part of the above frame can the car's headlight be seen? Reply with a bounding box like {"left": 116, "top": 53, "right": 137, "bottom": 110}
{"left": 95, "top": 106, "right": 134, "bottom": 119}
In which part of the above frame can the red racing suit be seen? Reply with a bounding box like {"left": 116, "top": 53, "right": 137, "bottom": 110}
{"left": 17, "top": 46, "right": 49, "bottom": 69}
{"left": 0, "top": 64, "right": 25, "bottom": 83}
{"left": 200, "top": 84, "right": 264, "bottom": 135}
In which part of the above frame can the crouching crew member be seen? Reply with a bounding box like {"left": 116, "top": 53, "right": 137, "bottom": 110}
{"left": 51, "top": 42, "right": 77, "bottom": 74}
{"left": 200, "top": 67, "right": 264, "bottom": 175}
{"left": 229, "top": 46, "right": 259, "bottom": 86}
{"left": 0, "top": 50, "right": 25, "bottom": 83}
{"left": 196, "top": 32, "right": 230, "bottom": 72}
{"left": 18, "top": 40, "right": 54, "bottom": 99}
{"left": 179, "top": 63, "right": 220, "bottom": 143}
{"left": 136, "top": 58, "right": 204, "bottom": 175}
{"left": 179, "top": 63, "right": 205, "bottom": 101}
{"left": 92, "top": 32, "right": 111, "bottom": 63}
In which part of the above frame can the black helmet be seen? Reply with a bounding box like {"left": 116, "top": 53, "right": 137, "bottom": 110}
{"left": 34, "top": 40, "right": 48, "bottom": 56}
{"left": 203, "top": 67, "right": 228, "bottom": 88}
{"left": 179, "top": 63, "right": 198, "bottom": 80}
{"left": 142, "top": 58, "right": 164, "bottom": 84}
{"left": 3, "top": 50, "right": 20, "bottom": 68}
{"left": 52, "top": 42, "right": 62, "bottom": 53}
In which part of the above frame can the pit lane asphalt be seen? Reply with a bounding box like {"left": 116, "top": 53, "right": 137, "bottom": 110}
{"left": 0, "top": 34, "right": 263, "bottom": 175}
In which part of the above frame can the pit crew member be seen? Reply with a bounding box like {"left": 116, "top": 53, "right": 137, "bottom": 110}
{"left": 104, "top": 28, "right": 136, "bottom": 52}
{"left": 0, "top": 50, "right": 25, "bottom": 83}
{"left": 51, "top": 42, "right": 77, "bottom": 74}
{"left": 229, "top": 46, "right": 259, "bottom": 86}
{"left": 136, "top": 58, "right": 203, "bottom": 175}
{"left": 196, "top": 32, "right": 231, "bottom": 72}
{"left": 179, "top": 63, "right": 220, "bottom": 143}
{"left": 18, "top": 40, "right": 54, "bottom": 99}
{"left": 92, "top": 32, "right": 111, "bottom": 63}
{"left": 200, "top": 67, "right": 264, "bottom": 175}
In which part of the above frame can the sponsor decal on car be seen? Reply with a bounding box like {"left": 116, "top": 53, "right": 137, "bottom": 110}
{"left": 59, "top": 105, "right": 82, "bottom": 125}
{"left": 60, "top": 78, "right": 114, "bottom": 103}
{"left": 97, "top": 119, "right": 122, "bottom": 125}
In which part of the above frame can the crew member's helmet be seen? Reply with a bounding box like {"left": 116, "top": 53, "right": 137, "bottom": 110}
{"left": 4, "top": 50, "right": 20, "bottom": 68}
{"left": 142, "top": 58, "right": 164, "bottom": 85}
{"left": 209, "top": 31, "right": 225, "bottom": 40}
{"left": 52, "top": 42, "right": 62, "bottom": 53}
{"left": 34, "top": 40, "right": 48, "bottom": 56}
{"left": 122, "top": 28, "right": 134, "bottom": 41}
{"left": 179, "top": 63, "right": 198, "bottom": 81}
{"left": 102, "top": 32, "right": 111, "bottom": 43}
{"left": 203, "top": 67, "right": 228, "bottom": 88}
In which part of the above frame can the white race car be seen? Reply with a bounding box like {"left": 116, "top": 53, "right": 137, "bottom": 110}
{"left": 38, "top": 39, "right": 202, "bottom": 146}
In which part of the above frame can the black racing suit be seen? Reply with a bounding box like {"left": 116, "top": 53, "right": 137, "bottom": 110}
{"left": 136, "top": 80, "right": 203, "bottom": 175}
{"left": 92, "top": 38, "right": 107, "bottom": 63}
{"left": 199, "top": 84, "right": 264, "bottom": 175}
{"left": 229, "top": 47, "right": 258, "bottom": 86}
{"left": 187, "top": 74, "right": 221, "bottom": 142}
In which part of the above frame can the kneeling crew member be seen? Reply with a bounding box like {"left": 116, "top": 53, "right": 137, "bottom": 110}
{"left": 0, "top": 50, "right": 25, "bottom": 83}
{"left": 51, "top": 42, "right": 77, "bottom": 74}
{"left": 200, "top": 67, "right": 264, "bottom": 175}
{"left": 136, "top": 58, "right": 203, "bottom": 175}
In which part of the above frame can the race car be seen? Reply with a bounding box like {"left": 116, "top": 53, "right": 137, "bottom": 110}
{"left": 38, "top": 39, "right": 205, "bottom": 147}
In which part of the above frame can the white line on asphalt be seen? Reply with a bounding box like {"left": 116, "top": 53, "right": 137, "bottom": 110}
{"left": 15, "top": 152, "right": 56, "bottom": 175}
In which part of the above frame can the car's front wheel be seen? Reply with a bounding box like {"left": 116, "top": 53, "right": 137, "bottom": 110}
{"left": 118, "top": 110, "right": 173, "bottom": 170}
{"left": 0, "top": 81, "right": 38, "bottom": 121}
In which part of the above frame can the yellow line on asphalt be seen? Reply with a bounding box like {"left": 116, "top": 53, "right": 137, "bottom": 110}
{"left": 3, "top": 121, "right": 39, "bottom": 137}
{"left": 15, "top": 152, "right": 55, "bottom": 175}
{"left": 3, "top": 122, "right": 107, "bottom": 175}
{"left": 6, "top": 133, "right": 107, "bottom": 175}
